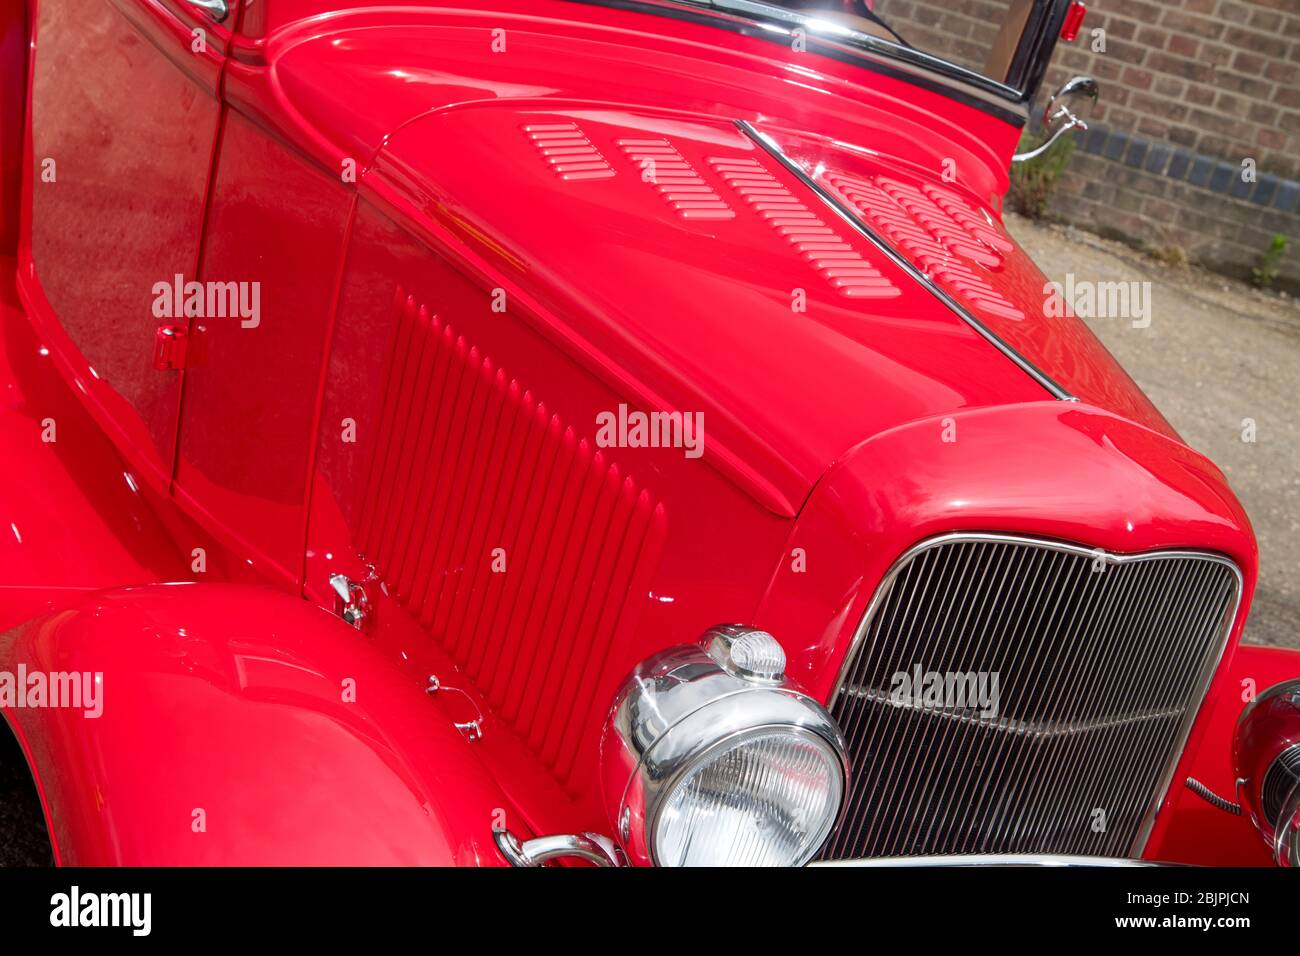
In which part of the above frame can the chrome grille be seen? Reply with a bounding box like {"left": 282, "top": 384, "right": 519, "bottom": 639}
{"left": 821, "top": 534, "right": 1240, "bottom": 861}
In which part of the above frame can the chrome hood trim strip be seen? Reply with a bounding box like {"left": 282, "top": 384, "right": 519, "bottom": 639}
{"left": 737, "top": 121, "right": 1076, "bottom": 402}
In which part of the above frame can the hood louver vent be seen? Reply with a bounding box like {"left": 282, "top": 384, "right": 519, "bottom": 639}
{"left": 356, "top": 288, "right": 666, "bottom": 787}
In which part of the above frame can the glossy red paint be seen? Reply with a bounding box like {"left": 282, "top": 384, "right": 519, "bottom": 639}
{"left": 0, "top": 252, "right": 526, "bottom": 864}
{"left": 241, "top": 1, "right": 1021, "bottom": 190}
{"left": 772, "top": 127, "right": 1176, "bottom": 435}
{"left": 1144, "top": 644, "right": 1298, "bottom": 865}
{"left": 174, "top": 108, "right": 353, "bottom": 584}
{"left": 371, "top": 107, "right": 1048, "bottom": 516}
{"left": 23, "top": 0, "right": 225, "bottom": 489}
{"left": 1, "top": 583, "right": 513, "bottom": 865}
{"left": 2, "top": 0, "right": 1297, "bottom": 866}
{"left": 756, "top": 400, "right": 1256, "bottom": 701}
{"left": 0, "top": 3, "right": 26, "bottom": 254}
{"left": 0, "top": 257, "right": 193, "bottom": 634}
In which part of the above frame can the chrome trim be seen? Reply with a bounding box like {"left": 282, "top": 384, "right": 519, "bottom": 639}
{"left": 1183, "top": 776, "right": 1241, "bottom": 816}
{"left": 814, "top": 853, "right": 1159, "bottom": 867}
{"left": 600, "top": 635, "right": 849, "bottom": 866}
{"left": 425, "top": 675, "right": 486, "bottom": 741}
{"left": 736, "top": 121, "right": 1076, "bottom": 402}
{"left": 829, "top": 533, "right": 1241, "bottom": 707}
{"left": 824, "top": 531, "right": 1242, "bottom": 859}
{"left": 328, "top": 573, "right": 370, "bottom": 630}
{"left": 1012, "top": 76, "right": 1098, "bottom": 163}
{"left": 1236, "top": 676, "right": 1300, "bottom": 730}
{"left": 1043, "top": 76, "right": 1100, "bottom": 128}
{"left": 183, "top": 0, "right": 229, "bottom": 23}
{"left": 1276, "top": 784, "right": 1300, "bottom": 867}
{"left": 1010, "top": 119, "right": 1083, "bottom": 163}
{"left": 494, "top": 829, "right": 623, "bottom": 867}
{"left": 681, "top": 0, "right": 1021, "bottom": 100}
{"left": 838, "top": 686, "right": 1189, "bottom": 737}
{"left": 568, "top": 0, "right": 1034, "bottom": 105}
{"left": 702, "top": 624, "right": 786, "bottom": 684}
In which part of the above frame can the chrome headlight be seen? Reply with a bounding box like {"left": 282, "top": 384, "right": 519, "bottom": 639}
{"left": 1235, "top": 678, "right": 1300, "bottom": 866}
{"left": 600, "top": 625, "right": 848, "bottom": 866}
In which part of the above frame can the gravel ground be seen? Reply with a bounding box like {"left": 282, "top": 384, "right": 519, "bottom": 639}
{"left": 1007, "top": 214, "right": 1300, "bottom": 650}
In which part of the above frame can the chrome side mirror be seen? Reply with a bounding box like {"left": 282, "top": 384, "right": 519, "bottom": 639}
{"left": 1012, "top": 76, "right": 1099, "bottom": 163}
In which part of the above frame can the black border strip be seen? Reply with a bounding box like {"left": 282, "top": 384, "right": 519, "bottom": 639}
{"left": 696, "top": 0, "right": 1023, "bottom": 98}
{"left": 738, "top": 120, "right": 1076, "bottom": 402}
{"left": 1008, "top": 0, "right": 1074, "bottom": 98}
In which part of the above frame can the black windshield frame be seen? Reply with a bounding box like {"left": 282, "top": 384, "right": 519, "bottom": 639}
{"left": 567, "top": 0, "right": 1074, "bottom": 118}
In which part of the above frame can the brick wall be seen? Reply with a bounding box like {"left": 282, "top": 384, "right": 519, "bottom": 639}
{"left": 874, "top": 0, "right": 1017, "bottom": 74}
{"left": 874, "top": 0, "right": 1300, "bottom": 289}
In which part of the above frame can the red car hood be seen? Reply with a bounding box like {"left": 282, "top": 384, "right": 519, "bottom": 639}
{"left": 369, "top": 104, "right": 1173, "bottom": 515}
{"left": 249, "top": 5, "right": 1175, "bottom": 516}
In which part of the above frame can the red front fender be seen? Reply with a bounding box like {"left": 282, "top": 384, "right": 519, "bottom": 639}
{"left": 0, "top": 583, "right": 512, "bottom": 865}
{"left": 1145, "top": 642, "right": 1300, "bottom": 865}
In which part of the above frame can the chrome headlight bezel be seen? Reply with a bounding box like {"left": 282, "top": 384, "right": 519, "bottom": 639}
{"left": 1235, "top": 678, "right": 1300, "bottom": 867}
{"left": 599, "top": 626, "right": 849, "bottom": 867}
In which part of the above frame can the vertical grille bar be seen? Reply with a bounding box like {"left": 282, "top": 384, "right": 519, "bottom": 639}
{"left": 821, "top": 533, "right": 1241, "bottom": 861}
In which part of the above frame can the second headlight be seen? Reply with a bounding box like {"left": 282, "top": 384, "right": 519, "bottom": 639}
{"left": 599, "top": 626, "right": 848, "bottom": 866}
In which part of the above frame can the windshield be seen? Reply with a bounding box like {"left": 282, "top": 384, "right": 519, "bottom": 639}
{"left": 671, "top": 0, "right": 1066, "bottom": 101}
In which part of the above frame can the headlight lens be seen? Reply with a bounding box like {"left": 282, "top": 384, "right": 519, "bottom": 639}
{"left": 600, "top": 627, "right": 849, "bottom": 867}
{"left": 655, "top": 730, "right": 843, "bottom": 867}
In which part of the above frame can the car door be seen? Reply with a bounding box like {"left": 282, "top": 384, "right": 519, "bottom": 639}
{"left": 27, "top": 0, "right": 235, "bottom": 488}
{"left": 170, "top": 104, "right": 354, "bottom": 585}
{"left": 164, "top": 0, "right": 355, "bottom": 585}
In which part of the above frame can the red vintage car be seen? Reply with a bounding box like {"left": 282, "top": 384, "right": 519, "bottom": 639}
{"left": 0, "top": 0, "right": 1296, "bottom": 868}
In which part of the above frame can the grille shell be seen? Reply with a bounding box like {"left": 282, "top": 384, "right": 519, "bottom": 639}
{"left": 820, "top": 533, "right": 1241, "bottom": 861}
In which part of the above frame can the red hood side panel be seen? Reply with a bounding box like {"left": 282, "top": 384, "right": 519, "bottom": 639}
{"left": 371, "top": 106, "right": 1049, "bottom": 513}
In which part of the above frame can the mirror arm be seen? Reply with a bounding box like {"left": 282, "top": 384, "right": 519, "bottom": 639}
{"left": 1011, "top": 113, "right": 1087, "bottom": 164}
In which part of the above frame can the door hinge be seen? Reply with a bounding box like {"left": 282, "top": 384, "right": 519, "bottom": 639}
{"left": 328, "top": 573, "right": 371, "bottom": 630}
{"left": 152, "top": 323, "right": 208, "bottom": 370}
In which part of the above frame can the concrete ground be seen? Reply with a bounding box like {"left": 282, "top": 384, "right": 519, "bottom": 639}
{"left": 1007, "top": 214, "right": 1300, "bottom": 650}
